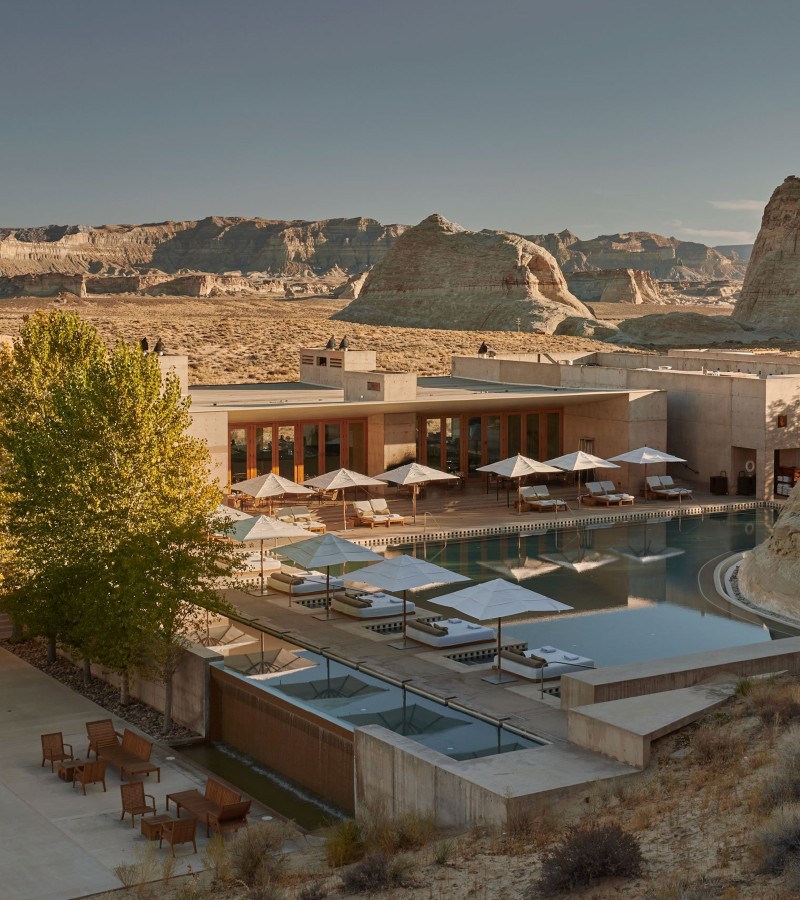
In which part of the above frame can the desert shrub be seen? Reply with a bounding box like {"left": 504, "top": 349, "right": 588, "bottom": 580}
{"left": 435, "top": 840, "right": 454, "bottom": 865}
{"left": 202, "top": 833, "right": 233, "bottom": 885}
{"left": 744, "top": 680, "right": 800, "bottom": 726}
{"left": 325, "top": 819, "right": 364, "bottom": 867}
{"left": 113, "top": 844, "right": 160, "bottom": 895}
{"left": 735, "top": 677, "right": 753, "bottom": 697}
{"left": 361, "top": 809, "right": 436, "bottom": 854}
{"left": 753, "top": 804, "right": 800, "bottom": 874}
{"left": 340, "top": 853, "right": 410, "bottom": 894}
{"left": 535, "top": 823, "right": 643, "bottom": 895}
{"left": 691, "top": 724, "right": 745, "bottom": 766}
{"left": 297, "top": 882, "right": 329, "bottom": 900}
{"left": 228, "top": 822, "right": 289, "bottom": 888}
{"left": 644, "top": 875, "right": 725, "bottom": 899}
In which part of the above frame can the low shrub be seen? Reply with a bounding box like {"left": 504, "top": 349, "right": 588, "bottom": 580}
{"left": 535, "top": 822, "right": 643, "bottom": 895}
{"left": 228, "top": 822, "right": 289, "bottom": 888}
{"left": 435, "top": 840, "right": 454, "bottom": 865}
{"left": 325, "top": 819, "right": 364, "bottom": 867}
{"left": 340, "top": 853, "right": 409, "bottom": 894}
{"left": 297, "top": 882, "right": 329, "bottom": 900}
{"left": 644, "top": 875, "right": 725, "bottom": 899}
{"left": 745, "top": 680, "right": 800, "bottom": 726}
{"left": 691, "top": 724, "right": 745, "bottom": 766}
{"left": 753, "top": 804, "right": 800, "bottom": 874}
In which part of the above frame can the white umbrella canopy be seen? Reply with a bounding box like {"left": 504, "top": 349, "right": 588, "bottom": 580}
{"left": 431, "top": 579, "right": 572, "bottom": 684}
{"left": 478, "top": 454, "right": 563, "bottom": 509}
{"left": 224, "top": 515, "right": 313, "bottom": 593}
{"left": 231, "top": 473, "right": 314, "bottom": 512}
{"left": 302, "top": 468, "right": 386, "bottom": 530}
{"left": 544, "top": 451, "right": 620, "bottom": 506}
{"left": 608, "top": 445, "right": 687, "bottom": 496}
{"left": 215, "top": 503, "right": 254, "bottom": 522}
{"left": 279, "top": 533, "right": 384, "bottom": 616}
{"left": 374, "top": 462, "right": 459, "bottom": 523}
{"left": 477, "top": 558, "right": 561, "bottom": 582}
{"left": 347, "top": 554, "right": 470, "bottom": 648}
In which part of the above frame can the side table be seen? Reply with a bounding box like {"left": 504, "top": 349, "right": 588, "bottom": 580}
{"left": 141, "top": 813, "right": 178, "bottom": 841}
{"left": 57, "top": 759, "right": 88, "bottom": 782}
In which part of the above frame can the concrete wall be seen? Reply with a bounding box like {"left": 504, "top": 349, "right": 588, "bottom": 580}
{"left": 383, "top": 412, "right": 417, "bottom": 469}
{"left": 561, "top": 637, "right": 800, "bottom": 709}
{"left": 343, "top": 371, "right": 417, "bottom": 403}
{"left": 299, "top": 348, "right": 376, "bottom": 387}
{"left": 188, "top": 409, "right": 229, "bottom": 489}
{"left": 69, "top": 642, "right": 220, "bottom": 735}
{"left": 367, "top": 413, "right": 385, "bottom": 475}
{"left": 157, "top": 355, "right": 189, "bottom": 395}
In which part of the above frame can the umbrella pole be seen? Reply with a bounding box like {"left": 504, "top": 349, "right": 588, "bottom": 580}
{"left": 402, "top": 589, "right": 408, "bottom": 639}
{"left": 326, "top": 568, "right": 331, "bottom": 619}
{"left": 413, "top": 485, "right": 418, "bottom": 524}
{"left": 260, "top": 538, "right": 265, "bottom": 594}
{"left": 497, "top": 617, "right": 503, "bottom": 682}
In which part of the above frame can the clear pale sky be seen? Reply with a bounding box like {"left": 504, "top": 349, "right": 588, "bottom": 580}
{"left": 3, "top": 0, "right": 798, "bottom": 243}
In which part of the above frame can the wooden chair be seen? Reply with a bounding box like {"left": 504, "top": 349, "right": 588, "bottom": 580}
{"left": 160, "top": 818, "right": 197, "bottom": 856}
{"left": 72, "top": 760, "right": 107, "bottom": 795}
{"left": 41, "top": 732, "right": 74, "bottom": 772}
{"left": 86, "top": 719, "right": 122, "bottom": 758}
{"left": 120, "top": 781, "right": 157, "bottom": 828}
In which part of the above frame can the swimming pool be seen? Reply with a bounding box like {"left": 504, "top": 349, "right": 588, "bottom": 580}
{"left": 396, "top": 510, "right": 795, "bottom": 667}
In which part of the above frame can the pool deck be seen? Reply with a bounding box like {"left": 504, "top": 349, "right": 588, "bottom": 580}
{"left": 0, "top": 647, "right": 278, "bottom": 900}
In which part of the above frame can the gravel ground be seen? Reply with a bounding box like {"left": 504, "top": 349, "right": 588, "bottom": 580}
{"left": 1, "top": 637, "right": 197, "bottom": 742}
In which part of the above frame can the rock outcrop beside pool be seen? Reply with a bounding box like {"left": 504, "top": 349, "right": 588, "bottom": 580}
{"left": 737, "top": 483, "right": 800, "bottom": 620}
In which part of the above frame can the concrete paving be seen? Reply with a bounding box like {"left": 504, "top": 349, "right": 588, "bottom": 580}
{"left": 0, "top": 647, "right": 269, "bottom": 900}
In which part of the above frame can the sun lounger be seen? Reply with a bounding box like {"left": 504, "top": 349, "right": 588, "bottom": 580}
{"left": 599, "top": 481, "right": 635, "bottom": 505}
{"left": 406, "top": 617, "right": 495, "bottom": 648}
{"left": 582, "top": 482, "right": 619, "bottom": 506}
{"left": 519, "top": 485, "right": 567, "bottom": 512}
{"left": 492, "top": 645, "right": 595, "bottom": 680}
{"left": 274, "top": 507, "right": 325, "bottom": 532}
{"left": 645, "top": 475, "right": 693, "bottom": 500}
{"left": 369, "top": 499, "right": 408, "bottom": 526}
{"left": 331, "top": 589, "right": 415, "bottom": 619}
{"left": 267, "top": 570, "right": 344, "bottom": 596}
{"left": 232, "top": 551, "right": 282, "bottom": 577}
{"left": 351, "top": 500, "right": 390, "bottom": 528}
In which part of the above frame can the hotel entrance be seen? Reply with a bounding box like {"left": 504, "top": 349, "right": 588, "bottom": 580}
{"left": 418, "top": 410, "right": 562, "bottom": 476}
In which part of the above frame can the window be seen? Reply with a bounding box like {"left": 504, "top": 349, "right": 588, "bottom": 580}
{"left": 316, "top": 357, "right": 327, "bottom": 366}
{"left": 367, "top": 381, "right": 381, "bottom": 392}
{"left": 256, "top": 426, "right": 273, "bottom": 476}
{"left": 229, "top": 428, "right": 247, "bottom": 484}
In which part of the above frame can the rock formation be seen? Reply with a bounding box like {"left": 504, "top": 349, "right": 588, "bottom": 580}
{"left": 0, "top": 273, "right": 87, "bottom": 298}
{"left": 528, "top": 231, "right": 747, "bottom": 281}
{"left": 611, "top": 311, "right": 756, "bottom": 345}
{"left": 566, "top": 269, "right": 662, "bottom": 304}
{"left": 332, "top": 271, "right": 369, "bottom": 300}
{"left": 333, "top": 214, "right": 591, "bottom": 332}
{"left": 733, "top": 176, "right": 800, "bottom": 332}
{"left": 738, "top": 479, "right": 800, "bottom": 620}
{"left": 0, "top": 216, "right": 405, "bottom": 278}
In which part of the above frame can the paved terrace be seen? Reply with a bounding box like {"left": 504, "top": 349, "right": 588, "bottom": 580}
{"left": 0, "top": 648, "right": 276, "bottom": 900}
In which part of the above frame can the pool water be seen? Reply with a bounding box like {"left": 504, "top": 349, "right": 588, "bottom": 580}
{"left": 398, "top": 510, "right": 795, "bottom": 668}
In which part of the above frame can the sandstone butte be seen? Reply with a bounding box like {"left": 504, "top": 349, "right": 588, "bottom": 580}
{"left": 733, "top": 175, "right": 800, "bottom": 333}
{"left": 565, "top": 268, "right": 662, "bottom": 305}
{"left": 333, "top": 213, "right": 591, "bottom": 333}
{"left": 738, "top": 476, "right": 800, "bottom": 620}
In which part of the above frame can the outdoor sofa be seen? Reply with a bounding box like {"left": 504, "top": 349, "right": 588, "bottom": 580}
{"left": 331, "top": 589, "right": 415, "bottom": 619}
{"left": 92, "top": 725, "right": 160, "bottom": 782}
{"left": 267, "top": 570, "right": 344, "bottom": 596}
{"left": 492, "top": 645, "right": 595, "bottom": 681}
{"left": 406, "top": 617, "right": 495, "bottom": 648}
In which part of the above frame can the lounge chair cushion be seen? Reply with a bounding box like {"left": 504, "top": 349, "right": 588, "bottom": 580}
{"left": 408, "top": 620, "right": 448, "bottom": 637}
{"left": 271, "top": 572, "right": 304, "bottom": 586}
{"left": 334, "top": 594, "right": 372, "bottom": 610}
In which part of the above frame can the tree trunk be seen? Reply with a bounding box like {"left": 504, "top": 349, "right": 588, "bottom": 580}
{"left": 120, "top": 670, "right": 130, "bottom": 706}
{"left": 11, "top": 621, "right": 22, "bottom": 641}
{"left": 163, "top": 674, "right": 173, "bottom": 732}
{"left": 46, "top": 634, "right": 56, "bottom": 664}
{"left": 82, "top": 658, "right": 92, "bottom": 684}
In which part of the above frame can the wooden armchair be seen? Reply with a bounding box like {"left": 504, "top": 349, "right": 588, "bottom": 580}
{"left": 160, "top": 818, "right": 197, "bottom": 856}
{"left": 72, "top": 760, "right": 107, "bottom": 795}
{"left": 86, "top": 719, "right": 122, "bottom": 758}
{"left": 120, "top": 781, "right": 156, "bottom": 828}
{"left": 41, "top": 732, "right": 74, "bottom": 772}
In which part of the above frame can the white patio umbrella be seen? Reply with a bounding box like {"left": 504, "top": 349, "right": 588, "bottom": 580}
{"left": 278, "top": 533, "right": 384, "bottom": 617}
{"left": 215, "top": 503, "right": 254, "bottom": 522}
{"left": 231, "top": 472, "right": 314, "bottom": 513}
{"left": 347, "top": 555, "right": 470, "bottom": 649}
{"left": 431, "top": 579, "right": 572, "bottom": 684}
{"left": 302, "top": 468, "right": 386, "bottom": 531}
{"left": 374, "top": 462, "right": 459, "bottom": 523}
{"left": 478, "top": 454, "right": 562, "bottom": 508}
{"left": 608, "top": 446, "right": 687, "bottom": 496}
{"left": 544, "top": 450, "right": 620, "bottom": 506}
{"left": 225, "top": 515, "right": 313, "bottom": 593}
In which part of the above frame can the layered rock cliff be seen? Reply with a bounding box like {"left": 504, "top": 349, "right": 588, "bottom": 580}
{"left": 732, "top": 176, "right": 800, "bottom": 332}
{"left": 528, "top": 230, "right": 747, "bottom": 281}
{"left": 333, "top": 214, "right": 590, "bottom": 332}
{"left": 0, "top": 216, "right": 405, "bottom": 277}
{"left": 566, "top": 269, "right": 662, "bottom": 304}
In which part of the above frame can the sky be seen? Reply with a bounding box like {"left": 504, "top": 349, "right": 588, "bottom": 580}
{"left": 2, "top": 0, "right": 799, "bottom": 243}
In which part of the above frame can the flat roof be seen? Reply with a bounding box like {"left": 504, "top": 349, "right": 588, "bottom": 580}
{"left": 190, "top": 376, "right": 651, "bottom": 420}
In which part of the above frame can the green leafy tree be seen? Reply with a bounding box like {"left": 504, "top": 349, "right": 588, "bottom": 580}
{"left": 0, "top": 312, "right": 239, "bottom": 727}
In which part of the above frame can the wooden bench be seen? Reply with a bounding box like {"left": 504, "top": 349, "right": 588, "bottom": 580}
{"left": 97, "top": 728, "right": 160, "bottom": 782}
{"left": 166, "top": 777, "right": 251, "bottom": 837}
